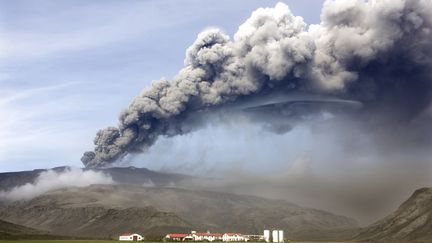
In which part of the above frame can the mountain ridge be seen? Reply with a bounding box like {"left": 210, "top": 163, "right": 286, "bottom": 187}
{"left": 0, "top": 183, "right": 358, "bottom": 240}
{"left": 355, "top": 187, "right": 432, "bottom": 242}
{"left": 0, "top": 166, "right": 192, "bottom": 191}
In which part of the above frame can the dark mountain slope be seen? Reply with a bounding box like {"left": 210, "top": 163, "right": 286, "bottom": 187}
{"left": 0, "top": 194, "right": 191, "bottom": 238}
{"left": 0, "top": 218, "right": 42, "bottom": 235}
{"left": 0, "top": 218, "right": 50, "bottom": 239}
{"left": 0, "top": 184, "right": 358, "bottom": 240}
{"left": 0, "top": 169, "right": 45, "bottom": 191}
{"left": 355, "top": 187, "right": 432, "bottom": 242}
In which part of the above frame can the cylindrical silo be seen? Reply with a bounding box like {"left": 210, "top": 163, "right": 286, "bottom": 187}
{"left": 278, "top": 230, "right": 284, "bottom": 242}
{"left": 272, "top": 230, "right": 279, "bottom": 242}
{"left": 263, "top": 230, "right": 270, "bottom": 242}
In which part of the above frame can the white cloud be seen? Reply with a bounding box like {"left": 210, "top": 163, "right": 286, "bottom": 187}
{"left": 0, "top": 167, "right": 114, "bottom": 201}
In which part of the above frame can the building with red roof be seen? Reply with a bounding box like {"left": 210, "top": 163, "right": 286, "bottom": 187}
{"left": 165, "top": 233, "right": 190, "bottom": 241}
{"left": 165, "top": 230, "right": 251, "bottom": 242}
{"left": 222, "top": 233, "right": 246, "bottom": 242}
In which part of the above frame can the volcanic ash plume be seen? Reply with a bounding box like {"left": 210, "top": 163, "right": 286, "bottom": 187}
{"left": 82, "top": 0, "right": 432, "bottom": 168}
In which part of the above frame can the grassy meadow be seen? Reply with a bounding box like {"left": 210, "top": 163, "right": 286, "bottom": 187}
{"left": 0, "top": 241, "right": 357, "bottom": 243}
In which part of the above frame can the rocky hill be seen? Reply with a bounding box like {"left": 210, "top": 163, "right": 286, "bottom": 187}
{"left": 355, "top": 187, "right": 432, "bottom": 242}
{"left": 0, "top": 184, "right": 358, "bottom": 240}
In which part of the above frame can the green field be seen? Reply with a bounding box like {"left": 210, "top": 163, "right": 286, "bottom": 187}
{"left": 0, "top": 241, "right": 356, "bottom": 243}
{"left": 0, "top": 241, "right": 118, "bottom": 243}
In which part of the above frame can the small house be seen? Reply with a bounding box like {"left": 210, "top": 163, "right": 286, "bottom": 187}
{"left": 119, "top": 233, "right": 144, "bottom": 241}
{"left": 222, "top": 233, "right": 247, "bottom": 242}
{"left": 192, "top": 232, "right": 223, "bottom": 242}
{"left": 165, "top": 233, "right": 189, "bottom": 241}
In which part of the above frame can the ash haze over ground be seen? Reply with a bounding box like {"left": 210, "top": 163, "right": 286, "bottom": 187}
{"left": 0, "top": 167, "right": 113, "bottom": 200}
{"left": 1, "top": 0, "right": 432, "bottom": 226}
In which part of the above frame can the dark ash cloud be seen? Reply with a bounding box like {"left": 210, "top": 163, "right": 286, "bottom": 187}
{"left": 82, "top": 0, "right": 432, "bottom": 169}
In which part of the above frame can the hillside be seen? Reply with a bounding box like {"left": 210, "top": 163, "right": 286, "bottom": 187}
{"left": 355, "top": 187, "right": 432, "bottom": 242}
{"left": 0, "top": 184, "right": 358, "bottom": 240}
{"left": 0, "top": 218, "right": 54, "bottom": 240}
{"left": 0, "top": 169, "right": 46, "bottom": 192}
{"left": 0, "top": 219, "right": 42, "bottom": 236}
{"left": 0, "top": 166, "right": 191, "bottom": 191}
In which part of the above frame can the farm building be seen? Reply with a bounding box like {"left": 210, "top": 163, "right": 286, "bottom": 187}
{"left": 165, "top": 233, "right": 190, "bottom": 241}
{"left": 165, "top": 231, "right": 223, "bottom": 242}
{"left": 165, "top": 229, "right": 283, "bottom": 242}
{"left": 192, "top": 231, "right": 223, "bottom": 241}
{"left": 165, "top": 231, "right": 248, "bottom": 242}
{"left": 119, "top": 233, "right": 144, "bottom": 241}
{"left": 244, "top": 234, "right": 265, "bottom": 242}
{"left": 222, "top": 233, "right": 246, "bottom": 242}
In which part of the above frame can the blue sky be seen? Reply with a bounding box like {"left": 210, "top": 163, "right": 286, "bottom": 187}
{"left": 0, "top": 0, "right": 325, "bottom": 172}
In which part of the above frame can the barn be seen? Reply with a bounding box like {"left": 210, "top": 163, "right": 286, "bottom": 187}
{"left": 119, "top": 233, "right": 144, "bottom": 241}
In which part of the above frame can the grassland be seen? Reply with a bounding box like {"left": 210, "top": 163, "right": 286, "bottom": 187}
{"left": 0, "top": 240, "right": 360, "bottom": 243}
{"left": 0, "top": 241, "right": 118, "bottom": 243}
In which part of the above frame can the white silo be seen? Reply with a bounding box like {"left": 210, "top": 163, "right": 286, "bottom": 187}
{"left": 278, "top": 230, "right": 284, "bottom": 242}
{"left": 263, "top": 230, "right": 270, "bottom": 242}
{"left": 272, "top": 230, "right": 279, "bottom": 242}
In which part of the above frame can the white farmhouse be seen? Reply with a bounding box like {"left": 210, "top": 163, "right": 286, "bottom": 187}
{"left": 222, "top": 233, "right": 247, "bottom": 242}
{"left": 192, "top": 232, "right": 222, "bottom": 242}
{"left": 165, "top": 233, "right": 189, "bottom": 241}
{"left": 119, "top": 233, "right": 144, "bottom": 241}
{"left": 165, "top": 231, "right": 222, "bottom": 242}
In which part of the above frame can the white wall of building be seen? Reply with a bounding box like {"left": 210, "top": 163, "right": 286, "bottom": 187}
{"left": 119, "top": 233, "right": 144, "bottom": 241}
{"left": 222, "top": 233, "right": 246, "bottom": 242}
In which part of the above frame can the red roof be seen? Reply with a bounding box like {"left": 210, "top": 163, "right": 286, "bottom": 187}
{"left": 167, "top": 233, "right": 188, "bottom": 238}
{"left": 224, "top": 233, "right": 242, "bottom": 236}
{"left": 195, "top": 232, "right": 222, "bottom": 237}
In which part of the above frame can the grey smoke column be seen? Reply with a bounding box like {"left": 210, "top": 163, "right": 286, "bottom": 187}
{"left": 82, "top": 0, "right": 432, "bottom": 168}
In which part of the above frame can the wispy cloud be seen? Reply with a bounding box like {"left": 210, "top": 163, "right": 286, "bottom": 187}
{"left": 0, "top": 82, "right": 96, "bottom": 169}
{"left": 0, "top": 82, "right": 79, "bottom": 105}
{"left": 0, "top": 1, "right": 230, "bottom": 62}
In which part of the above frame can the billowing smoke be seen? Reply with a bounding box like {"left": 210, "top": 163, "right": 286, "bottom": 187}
{"left": 0, "top": 167, "right": 114, "bottom": 201}
{"left": 82, "top": 0, "right": 432, "bottom": 168}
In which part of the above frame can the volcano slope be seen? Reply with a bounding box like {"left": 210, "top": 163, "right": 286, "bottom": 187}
{"left": 355, "top": 187, "right": 432, "bottom": 242}
{"left": 0, "top": 184, "right": 358, "bottom": 240}
{"left": 0, "top": 219, "right": 45, "bottom": 239}
{"left": 0, "top": 166, "right": 190, "bottom": 191}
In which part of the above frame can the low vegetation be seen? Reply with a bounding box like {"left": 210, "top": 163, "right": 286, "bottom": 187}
{"left": 0, "top": 241, "right": 357, "bottom": 243}
{"left": 0, "top": 241, "right": 117, "bottom": 243}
